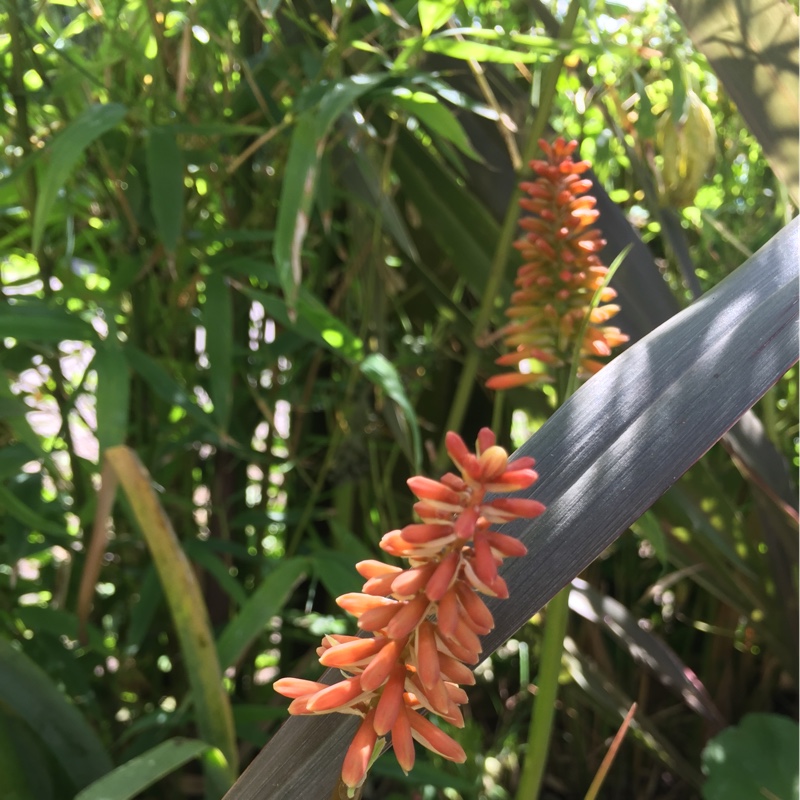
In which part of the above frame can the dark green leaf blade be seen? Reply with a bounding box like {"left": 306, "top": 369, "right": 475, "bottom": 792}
{"left": 33, "top": 103, "right": 127, "bottom": 252}
{"left": 145, "top": 127, "right": 184, "bottom": 252}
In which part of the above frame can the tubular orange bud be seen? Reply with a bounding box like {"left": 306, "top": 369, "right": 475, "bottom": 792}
{"left": 386, "top": 594, "right": 430, "bottom": 640}
{"left": 408, "top": 709, "right": 467, "bottom": 763}
{"left": 373, "top": 665, "right": 406, "bottom": 736}
{"left": 391, "top": 564, "right": 436, "bottom": 598}
{"left": 356, "top": 560, "right": 402, "bottom": 579}
{"left": 360, "top": 637, "right": 406, "bottom": 692}
{"left": 485, "top": 530, "right": 528, "bottom": 558}
{"left": 273, "top": 677, "right": 328, "bottom": 699}
{"left": 456, "top": 582, "right": 495, "bottom": 632}
{"left": 438, "top": 652, "right": 476, "bottom": 685}
{"left": 337, "top": 593, "right": 396, "bottom": 616}
{"left": 426, "top": 551, "right": 461, "bottom": 601}
{"left": 363, "top": 571, "right": 400, "bottom": 596}
{"left": 307, "top": 675, "right": 366, "bottom": 712}
{"left": 416, "top": 621, "right": 441, "bottom": 691}
{"left": 486, "top": 497, "right": 546, "bottom": 520}
{"left": 407, "top": 476, "right": 462, "bottom": 505}
{"left": 358, "top": 602, "right": 403, "bottom": 632}
{"left": 319, "top": 636, "right": 387, "bottom": 668}
{"left": 437, "top": 587, "right": 460, "bottom": 637}
{"left": 342, "top": 709, "right": 378, "bottom": 789}
{"left": 392, "top": 705, "right": 416, "bottom": 774}
{"left": 401, "top": 523, "right": 455, "bottom": 543}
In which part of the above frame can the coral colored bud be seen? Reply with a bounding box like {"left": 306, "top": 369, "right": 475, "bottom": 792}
{"left": 407, "top": 476, "right": 462, "bottom": 504}
{"left": 386, "top": 594, "right": 430, "bottom": 640}
{"left": 342, "top": 709, "right": 378, "bottom": 789}
{"left": 337, "top": 593, "right": 396, "bottom": 617}
{"left": 416, "top": 621, "right": 441, "bottom": 691}
{"left": 484, "top": 530, "right": 528, "bottom": 558}
{"left": 486, "top": 497, "right": 546, "bottom": 519}
{"left": 392, "top": 705, "right": 416, "bottom": 774}
{"left": 373, "top": 665, "right": 406, "bottom": 736}
{"left": 307, "top": 675, "right": 365, "bottom": 712}
{"left": 363, "top": 571, "right": 400, "bottom": 596}
{"left": 408, "top": 709, "right": 467, "bottom": 763}
{"left": 437, "top": 587, "right": 460, "bottom": 637}
{"left": 319, "top": 636, "right": 387, "bottom": 668}
{"left": 473, "top": 535, "right": 499, "bottom": 586}
{"left": 391, "top": 564, "right": 436, "bottom": 598}
{"left": 426, "top": 551, "right": 460, "bottom": 601}
{"left": 360, "top": 637, "right": 406, "bottom": 692}
{"left": 437, "top": 652, "right": 476, "bottom": 685}
{"left": 456, "top": 582, "right": 495, "bottom": 631}
{"left": 358, "top": 602, "right": 403, "bottom": 632}
{"left": 356, "top": 560, "right": 402, "bottom": 579}
{"left": 401, "top": 523, "right": 454, "bottom": 544}
{"left": 273, "top": 677, "right": 328, "bottom": 699}
{"left": 453, "top": 505, "right": 480, "bottom": 539}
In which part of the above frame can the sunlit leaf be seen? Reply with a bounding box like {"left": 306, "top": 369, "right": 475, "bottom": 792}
{"left": 32, "top": 103, "right": 126, "bottom": 252}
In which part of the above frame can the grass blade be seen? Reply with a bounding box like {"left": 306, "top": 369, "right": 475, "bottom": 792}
{"left": 106, "top": 446, "right": 237, "bottom": 790}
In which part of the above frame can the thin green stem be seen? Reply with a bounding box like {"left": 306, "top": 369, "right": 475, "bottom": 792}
{"left": 516, "top": 583, "right": 571, "bottom": 800}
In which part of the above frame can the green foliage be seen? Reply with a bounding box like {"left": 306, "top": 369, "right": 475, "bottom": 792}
{"left": 701, "top": 714, "right": 799, "bottom": 800}
{"left": 0, "top": 0, "right": 796, "bottom": 798}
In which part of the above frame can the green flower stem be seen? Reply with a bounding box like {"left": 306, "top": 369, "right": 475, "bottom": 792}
{"left": 516, "top": 583, "right": 571, "bottom": 800}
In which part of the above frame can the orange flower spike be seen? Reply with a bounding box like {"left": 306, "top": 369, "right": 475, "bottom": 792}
{"left": 342, "top": 708, "right": 379, "bottom": 790}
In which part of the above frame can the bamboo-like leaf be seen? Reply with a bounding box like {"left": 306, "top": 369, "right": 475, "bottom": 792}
{"left": 0, "top": 301, "right": 94, "bottom": 342}
{"left": 418, "top": 0, "right": 460, "bottom": 36}
{"left": 32, "top": 103, "right": 127, "bottom": 252}
{"left": 93, "top": 338, "right": 130, "bottom": 451}
{"left": 216, "top": 557, "right": 308, "bottom": 671}
{"left": 274, "top": 76, "right": 388, "bottom": 309}
{"left": 0, "top": 637, "right": 113, "bottom": 792}
{"left": 360, "top": 353, "right": 422, "bottom": 472}
{"left": 145, "top": 127, "right": 184, "bottom": 252}
{"left": 204, "top": 272, "right": 234, "bottom": 433}
{"left": 75, "top": 738, "right": 212, "bottom": 800}
{"left": 105, "top": 446, "right": 237, "bottom": 791}
{"left": 671, "top": 0, "right": 799, "bottom": 205}
{"left": 222, "top": 219, "right": 798, "bottom": 800}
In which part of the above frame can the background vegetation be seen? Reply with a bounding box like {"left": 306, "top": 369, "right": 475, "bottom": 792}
{"left": 0, "top": 1, "right": 797, "bottom": 799}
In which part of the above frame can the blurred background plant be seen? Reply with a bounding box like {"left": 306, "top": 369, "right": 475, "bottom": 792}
{"left": 0, "top": 0, "right": 796, "bottom": 799}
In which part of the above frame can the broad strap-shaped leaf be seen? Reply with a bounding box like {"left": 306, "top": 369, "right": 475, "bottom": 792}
{"left": 0, "top": 637, "right": 113, "bottom": 792}
{"left": 105, "top": 446, "right": 237, "bottom": 790}
{"left": 145, "top": 127, "right": 184, "bottom": 253}
{"left": 75, "top": 738, "right": 213, "bottom": 800}
{"left": 222, "top": 218, "right": 798, "bottom": 800}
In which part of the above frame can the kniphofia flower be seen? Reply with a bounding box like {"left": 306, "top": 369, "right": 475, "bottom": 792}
{"left": 274, "top": 428, "right": 545, "bottom": 791}
{"left": 487, "top": 137, "right": 629, "bottom": 391}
